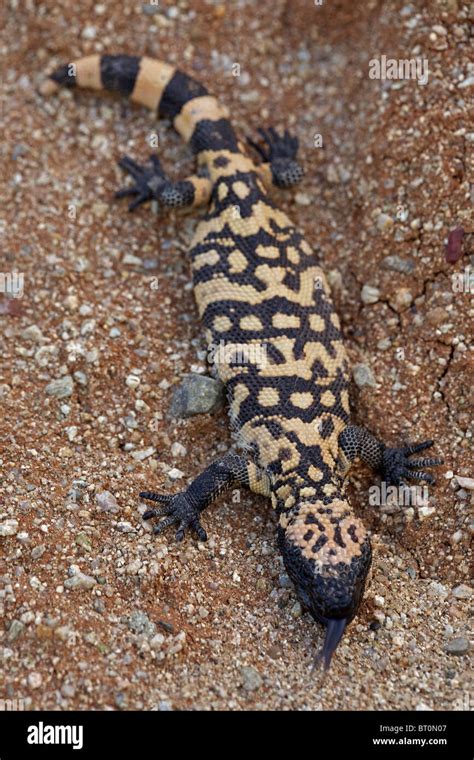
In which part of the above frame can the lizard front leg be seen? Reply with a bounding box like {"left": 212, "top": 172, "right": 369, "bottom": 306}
{"left": 115, "top": 154, "right": 212, "bottom": 211}
{"left": 247, "top": 127, "right": 304, "bottom": 188}
{"left": 140, "top": 454, "right": 270, "bottom": 541}
{"left": 337, "top": 425, "right": 443, "bottom": 487}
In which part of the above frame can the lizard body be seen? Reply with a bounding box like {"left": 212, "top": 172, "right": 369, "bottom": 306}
{"left": 41, "top": 54, "right": 442, "bottom": 668}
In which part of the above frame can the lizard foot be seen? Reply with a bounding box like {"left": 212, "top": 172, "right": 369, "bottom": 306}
{"left": 115, "top": 154, "right": 168, "bottom": 211}
{"left": 140, "top": 491, "right": 207, "bottom": 542}
{"left": 381, "top": 440, "right": 443, "bottom": 487}
{"left": 247, "top": 127, "right": 303, "bottom": 187}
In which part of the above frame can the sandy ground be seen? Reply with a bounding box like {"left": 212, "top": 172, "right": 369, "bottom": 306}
{"left": 0, "top": 0, "right": 472, "bottom": 711}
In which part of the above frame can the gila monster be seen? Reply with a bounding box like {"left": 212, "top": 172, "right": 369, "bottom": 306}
{"left": 41, "top": 54, "right": 443, "bottom": 668}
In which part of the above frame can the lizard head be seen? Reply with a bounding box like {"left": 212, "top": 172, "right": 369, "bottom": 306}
{"left": 277, "top": 497, "right": 372, "bottom": 669}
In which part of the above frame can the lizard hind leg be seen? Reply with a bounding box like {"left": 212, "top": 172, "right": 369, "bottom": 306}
{"left": 140, "top": 454, "right": 257, "bottom": 542}
{"left": 337, "top": 426, "right": 443, "bottom": 487}
{"left": 247, "top": 127, "right": 304, "bottom": 188}
{"left": 116, "top": 153, "right": 212, "bottom": 212}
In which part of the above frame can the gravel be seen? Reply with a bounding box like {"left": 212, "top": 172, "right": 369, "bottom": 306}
{"left": 0, "top": 0, "right": 470, "bottom": 713}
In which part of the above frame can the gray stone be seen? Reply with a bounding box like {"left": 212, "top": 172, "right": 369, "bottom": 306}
{"left": 21, "top": 325, "right": 44, "bottom": 342}
{"left": 169, "top": 373, "right": 224, "bottom": 418}
{"left": 376, "top": 213, "right": 394, "bottom": 232}
{"left": 156, "top": 700, "right": 173, "bottom": 711}
{"left": 361, "top": 285, "right": 380, "bottom": 305}
{"left": 45, "top": 375, "right": 74, "bottom": 399}
{"left": 64, "top": 568, "right": 97, "bottom": 590}
{"left": 7, "top": 619, "right": 25, "bottom": 642}
{"left": 278, "top": 573, "right": 293, "bottom": 589}
{"left": 96, "top": 491, "right": 119, "bottom": 513}
{"left": 452, "top": 584, "right": 472, "bottom": 600}
{"left": 353, "top": 363, "right": 377, "bottom": 388}
{"left": 131, "top": 447, "right": 156, "bottom": 462}
{"left": 73, "top": 370, "right": 88, "bottom": 386}
{"left": 128, "top": 611, "right": 156, "bottom": 638}
{"left": 382, "top": 255, "right": 415, "bottom": 274}
{"left": 444, "top": 637, "right": 469, "bottom": 655}
{"left": 240, "top": 665, "right": 262, "bottom": 691}
{"left": 454, "top": 476, "right": 474, "bottom": 491}
{"left": 142, "top": 3, "right": 161, "bottom": 16}
{"left": 31, "top": 544, "right": 46, "bottom": 560}
{"left": 0, "top": 519, "right": 19, "bottom": 537}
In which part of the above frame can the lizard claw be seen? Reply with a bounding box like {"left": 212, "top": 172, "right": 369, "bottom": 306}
{"left": 247, "top": 127, "right": 299, "bottom": 161}
{"left": 116, "top": 154, "right": 168, "bottom": 211}
{"left": 140, "top": 491, "right": 208, "bottom": 542}
{"left": 381, "top": 440, "right": 443, "bottom": 487}
{"left": 247, "top": 127, "right": 303, "bottom": 187}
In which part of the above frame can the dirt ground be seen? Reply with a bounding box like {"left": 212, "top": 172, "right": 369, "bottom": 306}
{"left": 0, "top": 0, "right": 472, "bottom": 711}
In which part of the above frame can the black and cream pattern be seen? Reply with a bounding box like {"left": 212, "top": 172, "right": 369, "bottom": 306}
{"left": 41, "top": 53, "right": 443, "bottom": 669}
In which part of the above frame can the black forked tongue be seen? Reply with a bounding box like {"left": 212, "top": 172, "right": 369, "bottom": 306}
{"left": 314, "top": 618, "right": 347, "bottom": 671}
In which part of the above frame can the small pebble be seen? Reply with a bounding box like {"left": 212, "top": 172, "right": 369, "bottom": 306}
{"left": 452, "top": 584, "right": 471, "bottom": 600}
{"left": 376, "top": 213, "right": 394, "bottom": 232}
{"left": 21, "top": 325, "right": 43, "bottom": 342}
{"left": 352, "top": 363, "right": 377, "bottom": 388}
{"left": 27, "top": 672, "right": 42, "bottom": 689}
{"left": 142, "top": 3, "right": 162, "bottom": 15}
{"left": 64, "top": 568, "right": 97, "bottom": 591}
{"left": 150, "top": 633, "right": 165, "bottom": 650}
{"left": 96, "top": 491, "right": 119, "bottom": 513}
{"left": 132, "top": 447, "right": 156, "bottom": 462}
{"left": 426, "top": 307, "right": 448, "bottom": 326}
{"left": 0, "top": 519, "right": 19, "bottom": 537}
{"left": 7, "top": 620, "right": 25, "bottom": 642}
{"left": 418, "top": 506, "right": 435, "bottom": 520}
{"left": 126, "top": 374, "right": 141, "bottom": 389}
{"left": 168, "top": 467, "right": 184, "bottom": 480}
{"left": 171, "top": 442, "right": 187, "bottom": 457}
{"left": 240, "top": 665, "right": 262, "bottom": 691}
{"left": 428, "top": 581, "right": 448, "bottom": 599}
{"left": 444, "top": 637, "right": 469, "bottom": 656}
{"left": 389, "top": 287, "right": 413, "bottom": 312}
{"left": 128, "top": 611, "right": 156, "bottom": 638}
{"left": 361, "top": 284, "right": 380, "bottom": 305}
{"left": 45, "top": 375, "right": 74, "bottom": 399}
{"left": 454, "top": 475, "right": 474, "bottom": 490}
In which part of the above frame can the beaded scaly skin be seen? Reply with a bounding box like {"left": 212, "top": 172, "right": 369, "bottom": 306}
{"left": 41, "top": 54, "right": 443, "bottom": 667}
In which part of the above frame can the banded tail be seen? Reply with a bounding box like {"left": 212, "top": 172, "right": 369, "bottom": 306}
{"left": 40, "top": 54, "right": 235, "bottom": 153}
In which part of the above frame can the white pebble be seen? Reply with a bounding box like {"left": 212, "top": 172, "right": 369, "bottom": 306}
{"left": 28, "top": 672, "right": 42, "bottom": 689}
{"left": 171, "top": 442, "right": 187, "bottom": 457}
{"left": 126, "top": 374, "right": 140, "bottom": 389}
{"left": 168, "top": 467, "right": 184, "bottom": 480}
